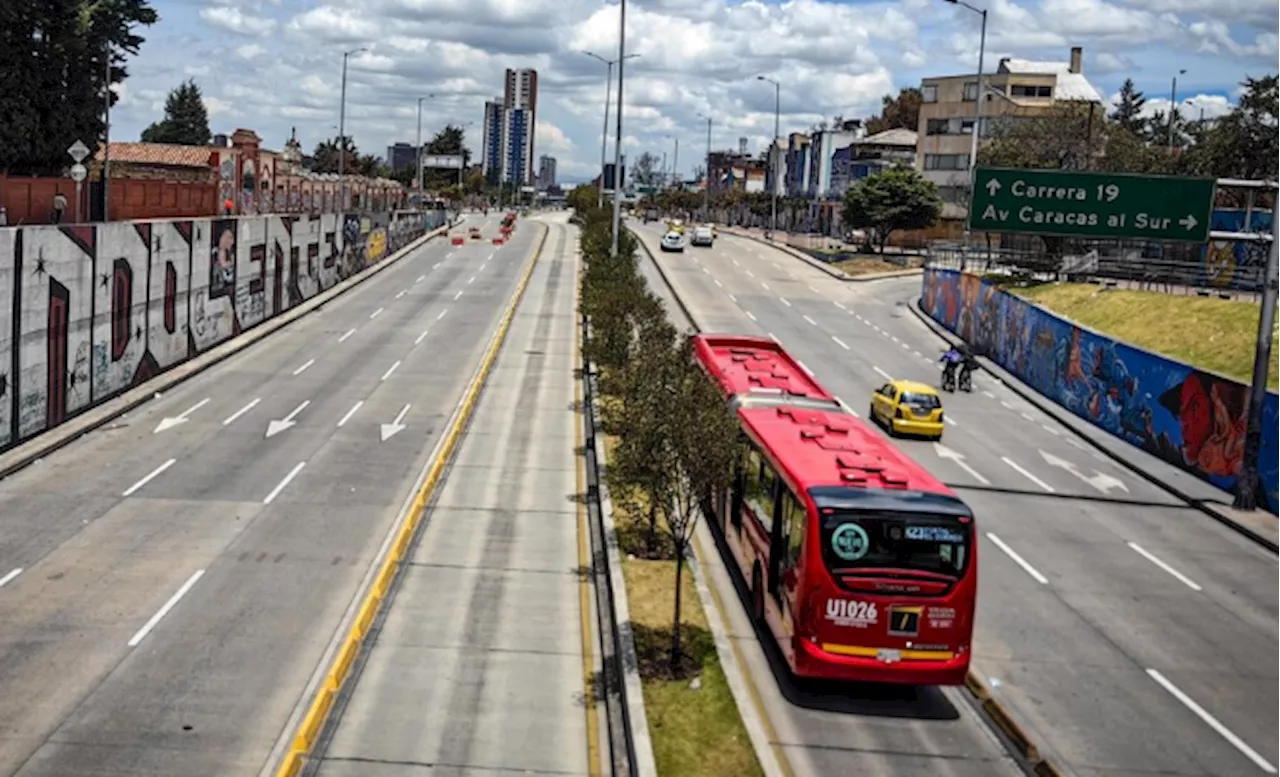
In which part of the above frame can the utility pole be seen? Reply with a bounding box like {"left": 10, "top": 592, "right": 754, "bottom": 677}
{"left": 609, "top": 0, "right": 627, "bottom": 257}
{"left": 1234, "top": 190, "right": 1279, "bottom": 511}
{"left": 1168, "top": 69, "right": 1186, "bottom": 151}
{"left": 103, "top": 42, "right": 112, "bottom": 220}
{"left": 698, "top": 114, "right": 712, "bottom": 219}
{"left": 757, "top": 75, "right": 780, "bottom": 239}
{"left": 415, "top": 95, "right": 432, "bottom": 205}
{"left": 944, "top": 0, "right": 987, "bottom": 266}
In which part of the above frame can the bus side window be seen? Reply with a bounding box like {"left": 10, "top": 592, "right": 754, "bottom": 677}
{"left": 743, "top": 444, "right": 776, "bottom": 534}
{"left": 783, "top": 491, "right": 805, "bottom": 568}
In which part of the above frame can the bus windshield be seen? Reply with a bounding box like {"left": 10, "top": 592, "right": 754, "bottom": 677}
{"left": 820, "top": 510, "right": 970, "bottom": 578}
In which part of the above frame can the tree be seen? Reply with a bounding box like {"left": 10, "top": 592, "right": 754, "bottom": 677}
{"left": 1181, "top": 75, "right": 1278, "bottom": 182}
{"left": 631, "top": 151, "right": 660, "bottom": 186}
{"left": 0, "top": 0, "right": 158, "bottom": 175}
{"left": 140, "top": 79, "right": 211, "bottom": 145}
{"left": 864, "top": 87, "right": 922, "bottom": 136}
{"left": 1108, "top": 79, "right": 1147, "bottom": 134}
{"left": 841, "top": 167, "right": 942, "bottom": 252}
{"left": 655, "top": 344, "right": 739, "bottom": 670}
{"left": 310, "top": 135, "right": 356, "bottom": 174}
{"left": 566, "top": 183, "right": 599, "bottom": 213}
{"left": 421, "top": 125, "right": 471, "bottom": 190}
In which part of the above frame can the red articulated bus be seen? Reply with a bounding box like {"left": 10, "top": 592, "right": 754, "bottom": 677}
{"left": 693, "top": 334, "right": 976, "bottom": 686}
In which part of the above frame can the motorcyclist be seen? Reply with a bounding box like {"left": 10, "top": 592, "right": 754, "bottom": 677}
{"left": 957, "top": 343, "right": 978, "bottom": 388}
{"left": 940, "top": 345, "right": 965, "bottom": 388}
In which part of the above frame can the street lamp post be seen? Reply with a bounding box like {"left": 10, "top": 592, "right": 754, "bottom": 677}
{"left": 338, "top": 47, "right": 367, "bottom": 212}
{"left": 945, "top": 0, "right": 986, "bottom": 260}
{"left": 415, "top": 95, "right": 433, "bottom": 204}
{"left": 757, "top": 75, "right": 781, "bottom": 239}
{"left": 609, "top": 0, "right": 628, "bottom": 257}
{"left": 697, "top": 113, "right": 712, "bottom": 219}
{"left": 672, "top": 136, "right": 679, "bottom": 187}
{"left": 1168, "top": 69, "right": 1186, "bottom": 150}
{"left": 103, "top": 41, "right": 112, "bottom": 220}
{"left": 585, "top": 50, "right": 639, "bottom": 216}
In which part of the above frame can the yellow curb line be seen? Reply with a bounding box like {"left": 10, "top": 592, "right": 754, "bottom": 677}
{"left": 273, "top": 222, "right": 550, "bottom": 777}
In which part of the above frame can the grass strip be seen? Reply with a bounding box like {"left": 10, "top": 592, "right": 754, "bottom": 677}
{"left": 602, "top": 435, "right": 763, "bottom": 777}
{"left": 1010, "top": 282, "right": 1277, "bottom": 390}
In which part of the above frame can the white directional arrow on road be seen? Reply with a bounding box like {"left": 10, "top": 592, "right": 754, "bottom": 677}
{"left": 1179, "top": 214, "right": 1198, "bottom": 230}
{"left": 379, "top": 404, "right": 411, "bottom": 442}
{"left": 986, "top": 178, "right": 1002, "bottom": 196}
{"left": 1039, "top": 450, "right": 1129, "bottom": 494}
{"left": 153, "top": 398, "right": 210, "bottom": 433}
{"left": 265, "top": 400, "right": 310, "bottom": 438}
{"left": 934, "top": 442, "right": 990, "bottom": 485}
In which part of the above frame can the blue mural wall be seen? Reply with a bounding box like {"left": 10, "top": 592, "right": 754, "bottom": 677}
{"left": 1200, "top": 208, "right": 1273, "bottom": 291}
{"left": 921, "top": 268, "right": 1279, "bottom": 513}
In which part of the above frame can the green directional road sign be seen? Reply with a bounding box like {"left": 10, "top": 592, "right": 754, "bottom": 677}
{"left": 967, "top": 167, "right": 1215, "bottom": 243}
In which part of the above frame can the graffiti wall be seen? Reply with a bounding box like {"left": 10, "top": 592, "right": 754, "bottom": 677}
{"left": 921, "top": 268, "right": 1279, "bottom": 513}
{"left": 0, "top": 209, "right": 447, "bottom": 452}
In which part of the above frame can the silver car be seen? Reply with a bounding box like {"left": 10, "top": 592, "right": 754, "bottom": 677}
{"left": 660, "top": 231, "right": 685, "bottom": 252}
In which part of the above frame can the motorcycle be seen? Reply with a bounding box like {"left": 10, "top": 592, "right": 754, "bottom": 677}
{"left": 941, "top": 365, "right": 958, "bottom": 393}
{"left": 958, "top": 367, "right": 973, "bottom": 393}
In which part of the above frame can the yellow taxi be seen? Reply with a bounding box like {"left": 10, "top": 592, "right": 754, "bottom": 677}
{"left": 667, "top": 218, "right": 686, "bottom": 234}
{"left": 869, "top": 379, "right": 945, "bottom": 439}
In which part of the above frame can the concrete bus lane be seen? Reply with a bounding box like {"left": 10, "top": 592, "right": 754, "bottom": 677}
{"left": 635, "top": 223, "right": 1279, "bottom": 776}
{"left": 312, "top": 218, "right": 599, "bottom": 777}
{"left": 0, "top": 217, "right": 545, "bottom": 777}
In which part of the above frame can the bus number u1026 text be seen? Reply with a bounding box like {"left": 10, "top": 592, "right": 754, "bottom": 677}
{"left": 826, "top": 599, "right": 878, "bottom": 627}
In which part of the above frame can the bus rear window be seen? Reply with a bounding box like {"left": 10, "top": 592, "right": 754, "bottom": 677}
{"left": 900, "top": 392, "right": 941, "bottom": 410}
{"left": 820, "top": 510, "right": 969, "bottom": 578}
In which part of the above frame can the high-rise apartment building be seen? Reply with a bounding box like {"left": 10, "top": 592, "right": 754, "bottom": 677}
{"left": 481, "top": 69, "right": 539, "bottom": 185}
{"left": 537, "top": 155, "right": 557, "bottom": 190}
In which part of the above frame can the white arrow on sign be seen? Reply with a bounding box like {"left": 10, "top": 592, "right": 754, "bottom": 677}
{"left": 1179, "top": 214, "right": 1198, "bottom": 230}
{"left": 379, "top": 403, "right": 411, "bottom": 442}
{"left": 153, "top": 398, "right": 211, "bottom": 433}
{"left": 934, "top": 442, "right": 990, "bottom": 485}
{"left": 266, "top": 400, "right": 311, "bottom": 438}
{"left": 985, "top": 178, "right": 1002, "bottom": 196}
{"left": 1039, "top": 450, "right": 1128, "bottom": 494}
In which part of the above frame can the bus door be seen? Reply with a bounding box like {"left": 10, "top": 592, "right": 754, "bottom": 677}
{"left": 768, "top": 489, "right": 806, "bottom": 640}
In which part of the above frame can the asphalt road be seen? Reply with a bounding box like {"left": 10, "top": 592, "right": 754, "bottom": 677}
{"left": 0, "top": 213, "right": 544, "bottom": 777}
{"left": 634, "top": 222, "right": 1279, "bottom": 777}
{"left": 311, "top": 215, "right": 597, "bottom": 777}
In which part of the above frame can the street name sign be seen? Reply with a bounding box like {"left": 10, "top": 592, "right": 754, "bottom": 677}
{"left": 967, "top": 167, "right": 1215, "bottom": 243}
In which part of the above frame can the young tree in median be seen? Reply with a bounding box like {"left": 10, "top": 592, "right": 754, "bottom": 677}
{"left": 841, "top": 167, "right": 942, "bottom": 253}
{"left": 140, "top": 79, "right": 212, "bottom": 145}
{"left": 656, "top": 346, "right": 740, "bottom": 671}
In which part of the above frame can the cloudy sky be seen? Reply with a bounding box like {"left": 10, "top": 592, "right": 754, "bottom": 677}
{"left": 112, "top": 0, "right": 1277, "bottom": 183}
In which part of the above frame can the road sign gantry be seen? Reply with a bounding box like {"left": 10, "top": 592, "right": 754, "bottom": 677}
{"left": 967, "top": 167, "right": 1216, "bottom": 243}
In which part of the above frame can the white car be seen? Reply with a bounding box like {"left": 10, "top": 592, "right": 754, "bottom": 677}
{"left": 660, "top": 231, "right": 685, "bottom": 252}
{"left": 690, "top": 225, "right": 714, "bottom": 247}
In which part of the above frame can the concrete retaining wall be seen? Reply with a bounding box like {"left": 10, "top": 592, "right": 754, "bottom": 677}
{"left": 0, "top": 209, "right": 448, "bottom": 451}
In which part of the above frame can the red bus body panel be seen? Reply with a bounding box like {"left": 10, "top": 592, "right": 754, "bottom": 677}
{"left": 693, "top": 333, "right": 977, "bottom": 686}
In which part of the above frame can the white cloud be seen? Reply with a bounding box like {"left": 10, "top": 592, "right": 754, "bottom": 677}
{"left": 105, "top": 0, "right": 1275, "bottom": 182}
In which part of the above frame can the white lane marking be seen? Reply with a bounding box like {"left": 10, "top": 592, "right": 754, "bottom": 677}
{"left": 761, "top": 282, "right": 770, "bottom": 291}
{"left": 222, "top": 398, "right": 261, "bottom": 426}
{"left": 983, "top": 390, "right": 996, "bottom": 399}
{"left": 732, "top": 259, "right": 740, "bottom": 266}
{"left": 729, "top": 294, "right": 738, "bottom": 303}
{"left": 437, "top": 309, "right": 448, "bottom": 321}
{"left": 768, "top": 332, "right": 780, "bottom": 343}
{"left": 832, "top": 336, "right": 850, "bottom": 350}
{"left": 416, "top": 275, "right": 425, "bottom": 284}
{"left": 714, "top": 279, "right": 723, "bottom": 288}
{"left": 1065, "top": 437, "right": 1087, "bottom": 450}
{"left": 935, "top": 442, "right": 987, "bottom": 484}
{"left": 337, "top": 400, "right": 364, "bottom": 428}
{"left": 797, "top": 360, "right": 814, "bottom": 376}
{"left": 702, "top": 266, "right": 710, "bottom": 274}
{"left": 746, "top": 270, "right": 755, "bottom": 278}
{"left": 433, "top": 262, "right": 442, "bottom": 270}
{"left": 803, "top": 315, "right": 817, "bottom": 326}
{"left": 338, "top": 328, "right": 356, "bottom": 343}
{"left": 292, "top": 359, "right": 315, "bottom": 376}
{"left": 863, "top": 319, "right": 872, "bottom": 326}
{"left": 809, "top": 285, "right": 820, "bottom": 293}
{"left": 855, "top": 313, "right": 863, "bottom": 320}
{"left": 127, "top": 569, "right": 205, "bottom": 647}
{"left": 263, "top": 461, "right": 307, "bottom": 505}
{"left": 1002, "top": 457, "right": 1056, "bottom": 492}
{"left": 835, "top": 396, "right": 859, "bottom": 417}
{"left": 122, "top": 458, "right": 177, "bottom": 497}
{"left": 1128, "top": 542, "right": 1202, "bottom": 591}
{"left": 945, "top": 416, "right": 957, "bottom": 426}
{"left": 0, "top": 568, "right": 23, "bottom": 588}
{"left": 1001, "top": 400, "right": 1015, "bottom": 410}
{"left": 873, "top": 366, "right": 893, "bottom": 381}
{"left": 468, "top": 276, "right": 476, "bottom": 284}
{"left": 414, "top": 328, "right": 430, "bottom": 345}
{"left": 986, "top": 533, "right": 1049, "bottom": 585}
{"left": 891, "top": 335, "right": 900, "bottom": 342}
{"left": 1021, "top": 412, "right": 1035, "bottom": 421}
{"left": 913, "top": 350, "right": 923, "bottom": 358}
{"left": 1146, "top": 669, "right": 1277, "bottom": 773}
{"left": 370, "top": 307, "right": 384, "bottom": 319}
{"left": 772, "top": 262, "right": 780, "bottom": 268}
{"left": 746, "top": 311, "right": 757, "bottom": 321}
{"left": 834, "top": 301, "right": 847, "bottom": 310}
{"left": 902, "top": 342, "right": 910, "bottom": 349}
{"left": 395, "top": 290, "right": 407, "bottom": 299}
{"left": 453, "top": 290, "right": 463, "bottom": 300}
{"left": 778, "top": 295, "right": 793, "bottom": 307}
{"left": 1042, "top": 425, "right": 1061, "bottom": 436}
{"left": 480, "top": 262, "right": 488, "bottom": 271}
{"left": 381, "top": 360, "right": 402, "bottom": 381}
